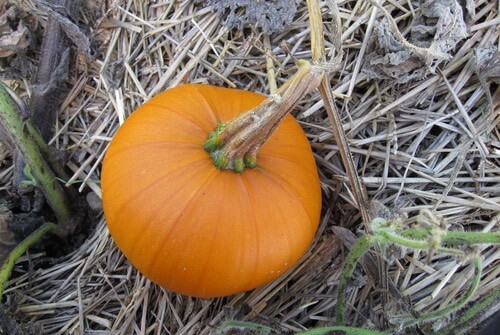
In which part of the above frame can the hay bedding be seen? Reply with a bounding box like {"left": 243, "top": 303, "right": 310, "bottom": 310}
{"left": 0, "top": 0, "right": 498, "bottom": 334}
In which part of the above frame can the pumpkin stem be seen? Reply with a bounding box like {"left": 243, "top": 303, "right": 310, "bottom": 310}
{"left": 204, "top": 60, "right": 324, "bottom": 173}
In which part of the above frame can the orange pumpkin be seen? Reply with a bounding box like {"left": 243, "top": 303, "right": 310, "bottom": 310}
{"left": 101, "top": 84, "right": 321, "bottom": 298}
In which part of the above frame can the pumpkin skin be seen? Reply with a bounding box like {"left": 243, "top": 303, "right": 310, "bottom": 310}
{"left": 101, "top": 84, "right": 321, "bottom": 298}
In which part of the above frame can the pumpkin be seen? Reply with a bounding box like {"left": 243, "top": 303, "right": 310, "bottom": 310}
{"left": 101, "top": 83, "right": 322, "bottom": 298}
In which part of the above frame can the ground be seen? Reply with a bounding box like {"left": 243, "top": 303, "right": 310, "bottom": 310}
{"left": 0, "top": 0, "right": 498, "bottom": 334}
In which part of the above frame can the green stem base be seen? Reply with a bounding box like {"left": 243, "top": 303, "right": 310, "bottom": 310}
{"left": 204, "top": 60, "right": 323, "bottom": 173}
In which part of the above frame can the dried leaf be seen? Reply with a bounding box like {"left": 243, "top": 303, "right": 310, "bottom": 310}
{"left": 411, "top": 0, "right": 468, "bottom": 58}
{"left": 363, "top": 19, "right": 430, "bottom": 83}
{"left": 463, "top": 0, "right": 476, "bottom": 18}
{"left": 363, "top": 0, "right": 467, "bottom": 83}
{"left": 0, "top": 6, "right": 30, "bottom": 58}
{"left": 45, "top": 8, "right": 90, "bottom": 56}
{"left": 474, "top": 46, "right": 500, "bottom": 81}
{"left": 199, "top": 0, "right": 298, "bottom": 34}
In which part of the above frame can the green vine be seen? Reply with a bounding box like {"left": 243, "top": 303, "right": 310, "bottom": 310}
{"left": 215, "top": 214, "right": 499, "bottom": 334}
{"left": 215, "top": 321, "right": 274, "bottom": 334}
{"left": 335, "top": 212, "right": 499, "bottom": 330}
{"left": 0, "top": 222, "right": 63, "bottom": 297}
{"left": 215, "top": 321, "right": 390, "bottom": 335}
{"left": 335, "top": 234, "right": 374, "bottom": 324}
{"left": 401, "top": 229, "right": 500, "bottom": 245}
{"left": 0, "top": 82, "right": 73, "bottom": 227}
{"left": 401, "top": 257, "right": 483, "bottom": 328}
{"left": 296, "top": 326, "right": 390, "bottom": 335}
{"left": 436, "top": 287, "right": 500, "bottom": 335}
{"left": 0, "top": 82, "right": 78, "bottom": 300}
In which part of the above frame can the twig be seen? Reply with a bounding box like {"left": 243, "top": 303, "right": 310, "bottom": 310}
{"left": 306, "top": 0, "right": 370, "bottom": 224}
